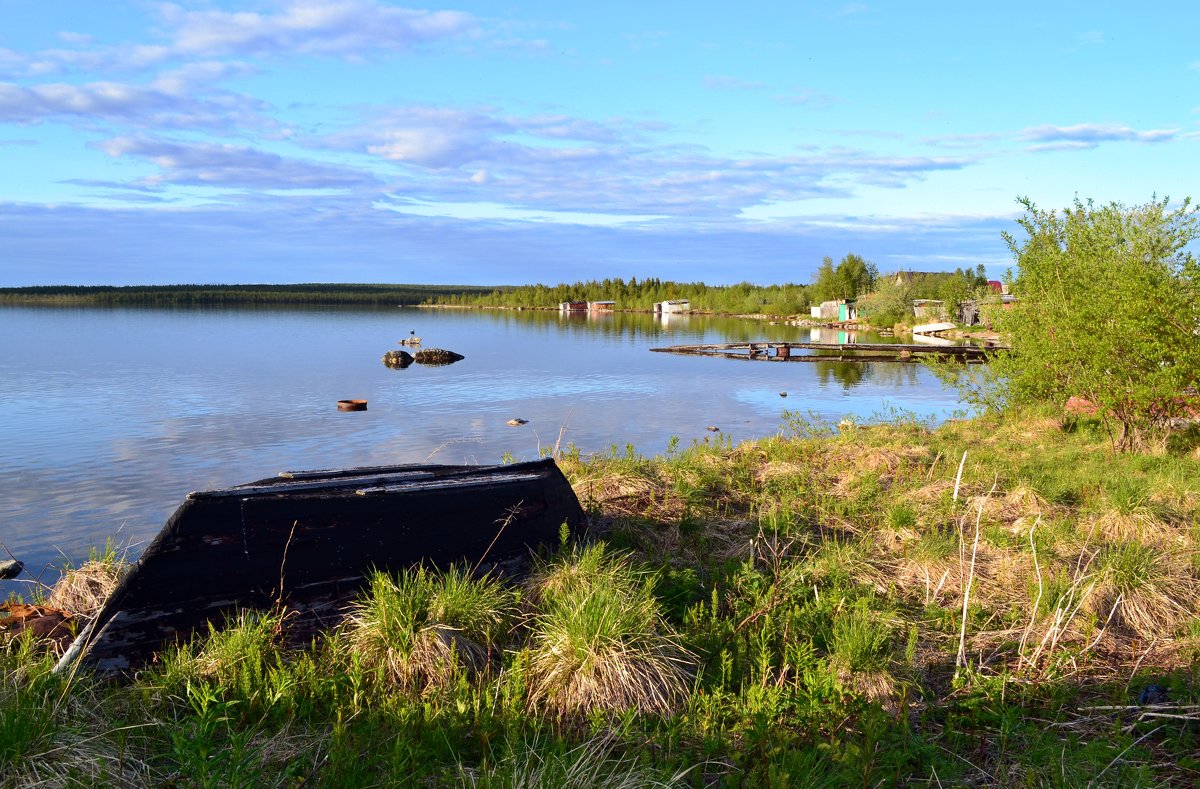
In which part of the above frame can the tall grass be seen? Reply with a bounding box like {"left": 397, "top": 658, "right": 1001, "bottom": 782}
{"left": 344, "top": 566, "right": 515, "bottom": 694}
{"left": 524, "top": 544, "right": 695, "bottom": 719}
{"left": 5, "top": 407, "right": 1198, "bottom": 785}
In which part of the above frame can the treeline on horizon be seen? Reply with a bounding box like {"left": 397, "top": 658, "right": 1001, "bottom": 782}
{"left": 0, "top": 283, "right": 505, "bottom": 306}
{"left": 430, "top": 277, "right": 814, "bottom": 314}
{"left": 1, "top": 262, "right": 989, "bottom": 315}
{"left": 433, "top": 263, "right": 990, "bottom": 316}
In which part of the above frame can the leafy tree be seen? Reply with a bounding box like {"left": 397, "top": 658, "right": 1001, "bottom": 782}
{"left": 992, "top": 196, "right": 1200, "bottom": 450}
{"left": 856, "top": 275, "right": 913, "bottom": 328}
{"left": 810, "top": 253, "right": 877, "bottom": 304}
{"left": 835, "top": 253, "right": 878, "bottom": 299}
{"left": 810, "top": 256, "right": 839, "bottom": 303}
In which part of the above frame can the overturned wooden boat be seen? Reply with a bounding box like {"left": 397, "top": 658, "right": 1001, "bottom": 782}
{"left": 57, "top": 458, "right": 585, "bottom": 672}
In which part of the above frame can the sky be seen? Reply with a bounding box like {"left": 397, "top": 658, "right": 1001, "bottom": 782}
{"left": 1, "top": 1, "right": 1197, "bottom": 286}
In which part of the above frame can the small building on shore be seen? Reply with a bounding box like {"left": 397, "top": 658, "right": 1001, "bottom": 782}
{"left": 814, "top": 299, "right": 857, "bottom": 322}
{"left": 587, "top": 300, "right": 616, "bottom": 312}
{"left": 958, "top": 299, "right": 981, "bottom": 326}
{"left": 653, "top": 299, "right": 690, "bottom": 314}
{"left": 558, "top": 301, "right": 588, "bottom": 311}
{"left": 912, "top": 299, "right": 947, "bottom": 320}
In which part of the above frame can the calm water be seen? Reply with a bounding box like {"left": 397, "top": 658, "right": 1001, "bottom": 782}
{"left": 0, "top": 305, "right": 963, "bottom": 590}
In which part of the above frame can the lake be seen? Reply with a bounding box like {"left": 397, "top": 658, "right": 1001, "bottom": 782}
{"left": 0, "top": 304, "right": 964, "bottom": 592}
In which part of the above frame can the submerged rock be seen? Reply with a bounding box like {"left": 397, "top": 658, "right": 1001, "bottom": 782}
{"left": 382, "top": 350, "right": 414, "bottom": 369}
{"left": 414, "top": 348, "right": 465, "bottom": 366}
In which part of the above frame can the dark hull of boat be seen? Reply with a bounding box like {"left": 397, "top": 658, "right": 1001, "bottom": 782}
{"left": 59, "top": 458, "right": 585, "bottom": 671}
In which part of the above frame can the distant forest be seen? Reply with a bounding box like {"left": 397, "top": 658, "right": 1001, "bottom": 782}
{"left": 0, "top": 265, "right": 990, "bottom": 316}
{"left": 0, "top": 283, "right": 504, "bottom": 306}
{"left": 429, "top": 278, "right": 814, "bottom": 314}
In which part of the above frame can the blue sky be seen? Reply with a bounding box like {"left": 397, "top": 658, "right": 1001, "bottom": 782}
{"left": 1, "top": 1, "right": 1197, "bottom": 286}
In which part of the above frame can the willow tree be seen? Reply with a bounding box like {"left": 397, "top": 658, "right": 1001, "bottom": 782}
{"left": 994, "top": 196, "right": 1200, "bottom": 450}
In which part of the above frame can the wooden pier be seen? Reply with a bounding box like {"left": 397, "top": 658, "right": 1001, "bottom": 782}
{"left": 649, "top": 341, "right": 997, "bottom": 363}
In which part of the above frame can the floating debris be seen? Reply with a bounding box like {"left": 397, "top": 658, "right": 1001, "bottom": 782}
{"left": 507, "top": 418, "right": 528, "bottom": 426}
{"left": 338, "top": 399, "right": 368, "bottom": 411}
{"left": 382, "top": 349, "right": 414, "bottom": 368}
{"left": 415, "top": 348, "right": 465, "bottom": 366}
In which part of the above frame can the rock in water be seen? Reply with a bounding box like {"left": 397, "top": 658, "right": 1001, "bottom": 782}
{"left": 0, "top": 559, "right": 22, "bottom": 580}
{"left": 507, "top": 418, "right": 528, "bottom": 426}
{"left": 382, "top": 350, "right": 414, "bottom": 368}
{"left": 414, "top": 348, "right": 465, "bottom": 366}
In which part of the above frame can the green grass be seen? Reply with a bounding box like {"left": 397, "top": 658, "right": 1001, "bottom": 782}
{"left": 4, "top": 407, "right": 1199, "bottom": 786}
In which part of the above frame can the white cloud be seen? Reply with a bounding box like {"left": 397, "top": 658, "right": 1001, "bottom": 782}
{"left": 95, "top": 135, "right": 379, "bottom": 190}
{"left": 158, "top": 0, "right": 479, "bottom": 58}
{"left": 0, "top": 72, "right": 269, "bottom": 130}
{"left": 1021, "top": 123, "right": 1177, "bottom": 151}
{"left": 317, "top": 105, "right": 974, "bottom": 219}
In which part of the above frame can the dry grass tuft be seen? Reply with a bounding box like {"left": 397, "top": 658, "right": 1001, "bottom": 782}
{"left": 524, "top": 544, "right": 695, "bottom": 720}
{"left": 964, "top": 484, "right": 1048, "bottom": 527}
{"left": 46, "top": 559, "right": 127, "bottom": 620}
{"left": 571, "top": 468, "right": 682, "bottom": 520}
{"left": 1086, "top": 542, "right": 1199, "bottom": 640}
{"left": 838, "top": 667, "right": 899, "bottom": 710}
{"left": 755, "top": 461, "right": 809, "bottom": 485}
{"left": 1087, "top": 510, "right": 1177, "bottom": 547}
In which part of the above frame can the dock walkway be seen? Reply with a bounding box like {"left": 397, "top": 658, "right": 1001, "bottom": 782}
{"left": 649, "top": 341, "right": 997, "bottom": 362}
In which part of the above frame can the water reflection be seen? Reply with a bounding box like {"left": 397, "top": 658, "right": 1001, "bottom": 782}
{"left": 812, "top": 360, "right": 922, "bottom": 391}
{"left": 0, "top": 304, "right": 964, "bottom": 590}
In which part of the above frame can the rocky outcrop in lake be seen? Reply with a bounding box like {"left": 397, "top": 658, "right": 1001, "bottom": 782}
{"left": 382, "top": 350, "right": 414, "bottom": 369}
{"left": 414, "top": 348, "right": 464, "bottom": 366}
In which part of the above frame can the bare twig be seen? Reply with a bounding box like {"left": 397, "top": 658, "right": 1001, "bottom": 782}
{"left": 952, "top": 450, "right": 967, "bottom": 503}
{"left": 958, "top": 481, "right": 993, "bottom": 669}
{"left": 1018, "top": 515, "right": 1043, "bottom": 667}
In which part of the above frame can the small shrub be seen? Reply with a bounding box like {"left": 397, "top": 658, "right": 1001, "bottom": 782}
{"left": 524, "top": 543, "right": 695, "bottom": 719}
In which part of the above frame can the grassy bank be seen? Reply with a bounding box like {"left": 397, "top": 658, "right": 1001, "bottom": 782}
{"left": 4, "top": 411, "right": 1200, "bottom": 786}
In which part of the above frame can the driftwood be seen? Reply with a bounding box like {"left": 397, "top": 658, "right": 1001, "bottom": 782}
{"left": 57, "top": 459, "right": 585, "bottom": 672}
